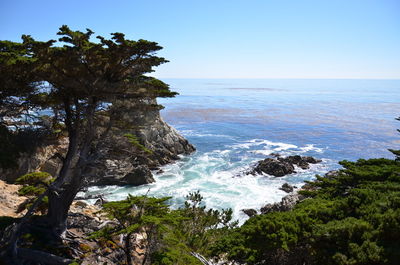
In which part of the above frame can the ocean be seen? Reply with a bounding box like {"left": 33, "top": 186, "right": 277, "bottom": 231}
{"left": 86, "top": 79, "right": 400, "bottom": 223}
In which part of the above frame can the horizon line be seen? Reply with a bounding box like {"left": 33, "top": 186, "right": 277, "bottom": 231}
{"left": 155, "top": 77, "right": 400, "bottom": 80}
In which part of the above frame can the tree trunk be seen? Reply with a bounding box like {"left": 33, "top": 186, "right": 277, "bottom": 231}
{"left": 46, "top": 99, "right": 97, "bottom": 238}
{"left": 46, "top": 130, "right": 79, "bottom": 238}
{"left": 125, "top": 233, "right": 133, "bottom": 265}
{"left": 46, "top": 140, "right": 90, "bottom": 238}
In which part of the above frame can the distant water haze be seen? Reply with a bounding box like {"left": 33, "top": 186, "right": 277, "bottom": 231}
{"left": 85, "top": 79, "right": 400, "bottom": 223}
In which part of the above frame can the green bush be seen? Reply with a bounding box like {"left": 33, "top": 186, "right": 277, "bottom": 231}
{"left": 210, "top": 158, "right": 400, "bottom": 264}
{"left": 15, "top": 171, "right": 53, "bottom": 214}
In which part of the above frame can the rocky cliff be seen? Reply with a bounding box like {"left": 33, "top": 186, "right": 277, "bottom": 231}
{"left": 0, "top": 99, "right": 195, "bottom": 186}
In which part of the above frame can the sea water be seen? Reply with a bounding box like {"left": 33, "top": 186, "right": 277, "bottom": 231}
{"left": 86, "top": 79, "right": 400, "bottom": 223}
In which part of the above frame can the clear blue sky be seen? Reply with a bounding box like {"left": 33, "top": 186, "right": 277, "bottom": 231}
{"left": 1, "top": 0, "right": 399, "bottom": 79}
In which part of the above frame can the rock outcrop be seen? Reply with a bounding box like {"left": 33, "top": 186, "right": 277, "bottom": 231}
{"left": 249, "top": 155, "right": 321, "bottom": 177}
{"left": 279, "top": 183, "right": 295, "bottom": 193}
{"left": 0, "top": 99, "right": 195, "bottom": 187}
{"left": 0, "top": 137, "right": 68, "bottom": 183}
{"left": 91, "top": 164, "right": 155, "bottom": 186}
{"left": 260, "top": 193, "right": 305, "bottom": 214}
{"left": 242, "top": 208, "right": 258, "bottom": 217}
{"left": 251, "top": 158, "right": 295, "bottom": 177}
{"left": 259, "top": 170, "right": 336, "bottom": 215}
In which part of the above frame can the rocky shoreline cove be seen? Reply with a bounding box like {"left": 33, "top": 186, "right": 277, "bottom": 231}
{"left": 0, "top": 99, "right": 195, "bottom": 187}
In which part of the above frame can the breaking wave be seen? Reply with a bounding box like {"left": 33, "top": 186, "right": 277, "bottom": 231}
{"left": 85, "top": 136, "right": 334, "bottom": 224}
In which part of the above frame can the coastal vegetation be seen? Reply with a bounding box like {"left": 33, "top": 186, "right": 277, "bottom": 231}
{"left": 90, "top": 191, "right": 236, "bottom": 265}
{"left": 85, "top": 151, "right": 400, "bottom": 265}
{"left": 0, "top": 25, "right": 399, "bottom": 265}
{"left": 210, "top": 157, "right": 400, "bottom": 264}
{"left": 0, "top": 25, "right": 177, "bottom": 263}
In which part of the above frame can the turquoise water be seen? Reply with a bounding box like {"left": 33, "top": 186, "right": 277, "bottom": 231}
{"left": 87, "top": 79, "right": 400, "bottom": 222}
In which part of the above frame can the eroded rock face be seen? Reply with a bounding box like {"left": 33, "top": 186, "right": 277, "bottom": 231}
{"left": 120, "top": 98, "right": 195, "bottom": 167}
{"left": 91, "top": 164, "right": 155, "bottom": 186}
{"left": 249, "top": 155, "right": 322, "bottom": 177}
{"left": 0, "top": 137, "right": 68, "bottom": 183}
{"left": 0, "top": 99, "right": 195, "bottom": 187}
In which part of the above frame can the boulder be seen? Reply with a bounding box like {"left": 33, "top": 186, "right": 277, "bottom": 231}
{"left": 279, "top": 155, "right": 322, "bottom": 170}
{"left": 249, "top": 155, "right": 322, "bottom": 177}
{"left": 251, "top": 158, "right": 295, "bottom": 177}
{"left": 279, "top": 155, "right": 309, "bottom": 169}
{"left": 325, "top": 170, "right": 340, "bottom": 179}
{"left": 242, "top": 208, "right": 258, "bottom": 217}
{"left": 89, "top": 165, "right": 154, "bottom": 186}
{"left": 279, "top": 183, "right": 294, "bottom": 193}
{"left": 94, "top": 197, "right": 108, "bottom": 206}
{"left": 260, "top": 193, "right": 304, "bottom": 214}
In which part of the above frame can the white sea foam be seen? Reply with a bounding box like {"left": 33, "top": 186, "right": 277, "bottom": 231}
{"left": 85, "top": 138, "right": 332, "bottom": 224}
{"left": 180, "top": 129, "right": 234, "bottom": 139}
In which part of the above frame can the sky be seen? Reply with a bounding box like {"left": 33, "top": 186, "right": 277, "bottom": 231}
{"left": 1, "top": 0, "right": 399, "bottom": 79}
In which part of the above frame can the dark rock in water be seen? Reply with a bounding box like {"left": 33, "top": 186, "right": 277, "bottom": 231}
{"left": 279, "top": 155, "right": 322, "bottom": 170}
{"left": 122, "top": 165, "right": 155, "bottom": 186}
{"left": 280, "top": 183, "right": 294, "bottom": 193}
{"left": 260, "top": 193, "right": 304, "bottom": 214}
{"left": 249, "top": 155, "right": 322, "bottom": 177}
{"left": 252, "top": 158, "right": 295, "bottom": 177}
{"left": 279, "top": 155, "right": 309, "bottom": 169}
{"left": 242, "top": 208, "right": 258, "bottom": 217}
{"left": 270, "top": 153, "right": 281, "bottom": 158}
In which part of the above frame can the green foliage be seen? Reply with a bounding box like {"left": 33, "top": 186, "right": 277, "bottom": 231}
{"left": 123, "top": 133, "right": 152, "bottom": 154}
{"left": 151, "top": 191, "right": 237, "bottom": 264}
{"left": 15, "top": 172, "right": 54, "bottom": 213}
{"left": 16, "top": 171, "right": 52, "bottom": 186}
{"left": 90, "top": 192, "right": 236, "bottom": 265}
{"left": 211, "top": 158, "right": 400, "bottom": 264}
{"left": 1, "top": 26, "right": 179, "bottom": 246}
{"left": 90, "top": 194, "right": 173, "bottom": 265}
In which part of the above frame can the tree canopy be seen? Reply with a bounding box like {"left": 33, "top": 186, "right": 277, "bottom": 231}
{"left": 0, "top": 25, "right": 177, "bottom": 263}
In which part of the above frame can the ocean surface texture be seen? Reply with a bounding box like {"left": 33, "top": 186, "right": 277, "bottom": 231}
{"left": 86, "top": 79, "right": 400, "bottom": 222}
